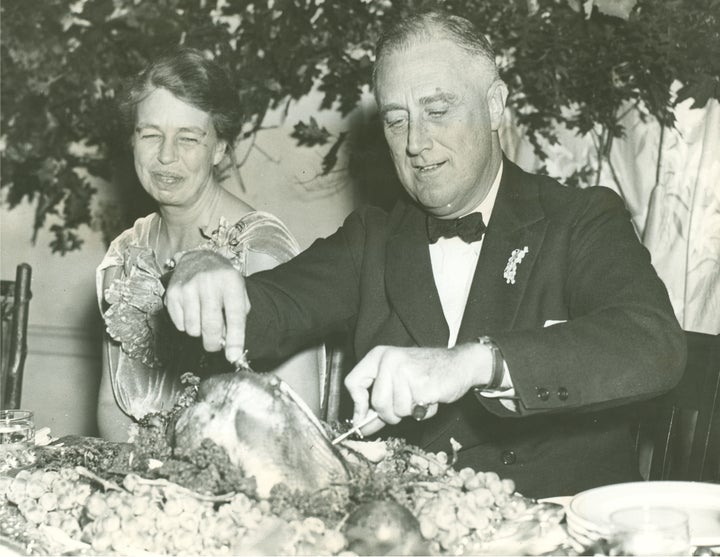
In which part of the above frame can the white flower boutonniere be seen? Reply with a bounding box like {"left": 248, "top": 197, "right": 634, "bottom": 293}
{"left": 504, "top": 246, "right": 529, "bottom": 284}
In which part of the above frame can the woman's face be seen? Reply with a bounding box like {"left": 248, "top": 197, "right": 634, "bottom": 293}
{"left": 132, "top": 87, "right": 227, "bottom": 208}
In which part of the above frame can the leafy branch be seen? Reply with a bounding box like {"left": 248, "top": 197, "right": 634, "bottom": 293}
{"left": 1, "top": 0, "right": 717, "bottom": 253}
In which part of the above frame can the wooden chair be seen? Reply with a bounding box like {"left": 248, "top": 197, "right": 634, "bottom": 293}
{"left": 635, "top": 330, "right": 720, "bottom": 482}
{"left": 1, "top": 263, "right": 32, "bottom": 410}
{"left": 321, "top": 332, "right": 353, "bottom": 424}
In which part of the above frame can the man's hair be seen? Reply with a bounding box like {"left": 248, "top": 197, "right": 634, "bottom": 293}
{"left": 119, "top": 46, "right": 243, "bottom": 146}
{"left": 372, "top": 11, "right": 499, "bottom": 90}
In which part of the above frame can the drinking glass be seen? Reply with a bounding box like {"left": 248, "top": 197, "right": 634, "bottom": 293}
{"left": 0, "top": 410, "right": 35, "bottom": 446}
{"left": 608, "top": 506, "right": 691, "bottom": 556}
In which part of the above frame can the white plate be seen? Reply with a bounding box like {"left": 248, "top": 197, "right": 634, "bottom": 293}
{"left": 565, "top": 522, "right": 595, "bottom": 546}
{"left": 568, "top": 481, "right": 720, "bottom": 547}
{"left": 538, "top": 495, "right": 572, "bottom": 509}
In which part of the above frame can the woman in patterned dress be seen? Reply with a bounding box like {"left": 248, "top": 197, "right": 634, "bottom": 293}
{"left": 96, "top": 47, "right": 322, "bottom": 441}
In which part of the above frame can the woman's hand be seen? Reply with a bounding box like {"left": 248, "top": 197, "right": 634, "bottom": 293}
{"left": 165, "top": 250, "right": 250, "bottom": 363}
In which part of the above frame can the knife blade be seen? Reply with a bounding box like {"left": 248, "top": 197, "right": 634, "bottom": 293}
{"left": 331, "top": 410, "right": 380, "bottom": 445}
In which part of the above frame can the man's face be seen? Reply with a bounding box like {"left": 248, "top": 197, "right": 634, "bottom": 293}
{"left": 375, "top": 38, "right": 507, "bottom": 218}
{"left": 133, "top": 87, "right": 226, "bottom": 209}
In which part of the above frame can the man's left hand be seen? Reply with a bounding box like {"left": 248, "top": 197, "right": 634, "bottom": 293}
{"left": 344, "top": 344, "right": 490, "bottom": 436}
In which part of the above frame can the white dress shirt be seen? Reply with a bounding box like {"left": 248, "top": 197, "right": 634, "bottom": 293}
{"left": 428, "top": 162, "right": 517, "bottom": 407}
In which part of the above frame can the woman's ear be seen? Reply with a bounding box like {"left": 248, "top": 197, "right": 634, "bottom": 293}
{"left": 213, "top": 140, "right": 228, "bottom": 166}
{"left": 487, "top": 79, "right": 508, "bottom": 131}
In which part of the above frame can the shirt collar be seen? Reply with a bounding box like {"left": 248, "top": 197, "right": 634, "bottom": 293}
{"left": 467, "top": 160, "right": 503, "bottom": 225}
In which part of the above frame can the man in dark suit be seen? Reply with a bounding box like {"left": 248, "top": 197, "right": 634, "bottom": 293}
{"left": 166, "top": 11, "right": 685, "bottom": 498}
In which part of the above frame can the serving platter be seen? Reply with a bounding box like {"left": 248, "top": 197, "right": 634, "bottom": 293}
{"left": 1, "top": 432, "right": 574, "bottom": 556}
{"left": 567, "top": 481, "right": 720, "bottom": 548}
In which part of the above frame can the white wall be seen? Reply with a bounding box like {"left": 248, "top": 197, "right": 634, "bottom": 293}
{"left": 1, "top": 200, "right": 107, "bottom": 437}
{"left": 0, "top": 91, "right": 369, "bottom": 437}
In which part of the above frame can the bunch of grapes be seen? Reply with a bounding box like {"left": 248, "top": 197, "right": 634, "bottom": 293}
{"left": 346, "top": 439, "right": 553, "bottom": 555}
{"left": 1, "top": 467, "right": 352, "bottom": 556}
{"left": 0, "top": 467, "right": 89, "bottom": 543}
{"left": 80, "top": 476, "right": 181, "bottom": 553}
{"left": 279, "top": 516, "right": 348, "bottom": 556}
{"left": 79, "top": 475, "right": 268, "bottom": 554}
{"left": 0, "top": 433, "right": 556, "bottom": 556}
{"left": 407, "top": 465, "right": 530, "bottom": 554}
{"left": 225, "top": 487, "right": 349, "bottom": 555}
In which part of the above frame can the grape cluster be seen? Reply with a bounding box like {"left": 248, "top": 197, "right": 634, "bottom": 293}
{"left": 0, "top": 435, "right": 556, "bottom": 556}
{"left": 78, "top": 483, "right": 350, "bottom": 555}
{"left": 77, "top": 475, "right": 301, "bottom": 554}
{"left": 279, "top": 516, "right": 349, "bottom": 556}
{"left": 0, "top": 468, "right": 350, "bottom": 555}
{"left": 79, "top": 476, "right": 214, "bottom": 554}
{"left": 405, "top": 462, "right": 531, "bottom": 555}
{"left": 0, "top": 466, "right": 88, "bottom": 551}
{"left": 338, "top": 440, "right": 547, "bottom": 555}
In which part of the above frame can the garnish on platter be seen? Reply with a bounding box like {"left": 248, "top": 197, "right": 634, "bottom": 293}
{"left": 0, "top": 371, "right": 571, "bottom": 556}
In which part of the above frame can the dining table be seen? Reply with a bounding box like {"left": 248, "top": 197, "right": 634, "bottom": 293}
{"left": 1, "top": 421, "right": 719, "bottom": 556}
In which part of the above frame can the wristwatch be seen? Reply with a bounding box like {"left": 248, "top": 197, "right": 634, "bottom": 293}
{"left": 476, "top": 336, "right": 505, "bottom": 391}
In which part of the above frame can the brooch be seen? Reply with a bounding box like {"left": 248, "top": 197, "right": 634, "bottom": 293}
{"left": 504, "top": 246, "right": 529, "bottom": 284}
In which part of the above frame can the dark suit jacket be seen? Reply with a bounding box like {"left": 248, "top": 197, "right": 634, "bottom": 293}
{"left": 245, "top": 160, "right": 686, "bottom": 498}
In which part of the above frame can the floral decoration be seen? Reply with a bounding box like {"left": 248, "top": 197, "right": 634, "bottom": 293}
{"left": 197, "top": 218, "right": 246, "bottom": 269}
{"left": 103, "top": 219, "right": 247, "bottom": 369}
{"left": 503, "top": 246, "right": 529, "bottom": 285}
{"left": 103, "top": 247, "right": 165, "bottom": 368}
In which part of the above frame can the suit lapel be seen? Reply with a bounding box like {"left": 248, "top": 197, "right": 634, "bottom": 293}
{"left": 420, "top": 161, "right": 548, "bottom": 450}
{"left": 457, "top": 160, "right": 547, "bottom": 342}
{"left": 384, "top": 161, "right": 548, "bottom": 349}
{"left": 385, "top": 202, "right": 450, "bottom": 347}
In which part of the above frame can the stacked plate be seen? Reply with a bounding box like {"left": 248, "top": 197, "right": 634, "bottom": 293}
{"left": 566, "top": 481, "right": 720, "bottom": 550}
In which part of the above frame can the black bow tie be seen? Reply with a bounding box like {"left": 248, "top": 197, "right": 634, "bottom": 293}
{"left": 427, "top": 213, "right": 486, "bottom": 244}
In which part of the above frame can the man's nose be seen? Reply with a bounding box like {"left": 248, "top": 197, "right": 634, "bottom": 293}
{"left": 157, "top": 138, "right": 178, "bottom": 164}
{"left": 406, "top": 119, "right": 433, "bottom": 156}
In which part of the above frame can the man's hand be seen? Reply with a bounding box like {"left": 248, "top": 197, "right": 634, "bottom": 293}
{"left": 344, "top": 344, "right": 492, "bottom": 436}
{"left": 165, "top": 250, "right": 250, "bottom": 363}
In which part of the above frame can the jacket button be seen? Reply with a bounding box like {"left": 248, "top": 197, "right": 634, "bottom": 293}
{"left": 536, "top": 387, "right": 550, "bottom": 401}
{"left": 557, "top": 387, "right": 569, "bottom": 401}
{"left": 501, "top": 450, "right": 516, "bottom": 465}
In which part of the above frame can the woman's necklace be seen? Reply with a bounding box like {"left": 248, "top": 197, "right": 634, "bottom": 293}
{"left": 151, "top": 216, "right": 177, "bottom": 271}
{"left": 154, "top": 189, "right": 224, "bottom": 271}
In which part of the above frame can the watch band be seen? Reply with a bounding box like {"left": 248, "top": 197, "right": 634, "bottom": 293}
{"left": 476, "top": 336, "right": 504, "bottom": 391}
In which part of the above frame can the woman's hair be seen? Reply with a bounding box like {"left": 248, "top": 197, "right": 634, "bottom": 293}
{"left": 372, "top": 11, "right": 499, "bottom": 89}
{"left": 119, "top": 47, "right": 243, "bottom": 147}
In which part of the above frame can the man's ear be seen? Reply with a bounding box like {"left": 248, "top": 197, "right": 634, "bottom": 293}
{"left": 487, "top": 79, "right": 508, "bottom": 131}
{"left": 213, "top": 140, "right": 228, "bottom": 166}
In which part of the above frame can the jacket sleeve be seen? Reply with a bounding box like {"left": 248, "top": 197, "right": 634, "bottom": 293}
{"left": 243, "top": 208, "right": 375, "bottom": 362}
{"left": 487, "top": 186, "right": 686, "bottom": 416}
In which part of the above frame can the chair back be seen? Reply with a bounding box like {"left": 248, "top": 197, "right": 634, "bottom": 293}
{"left": 0, "top": 263, "right": 32, "bottom": 410}
{"left": 321, "top": 332, "right": 353, "bottom": 424}
{"left": 635, "top": 330, "right": 720, "bottom": 482}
